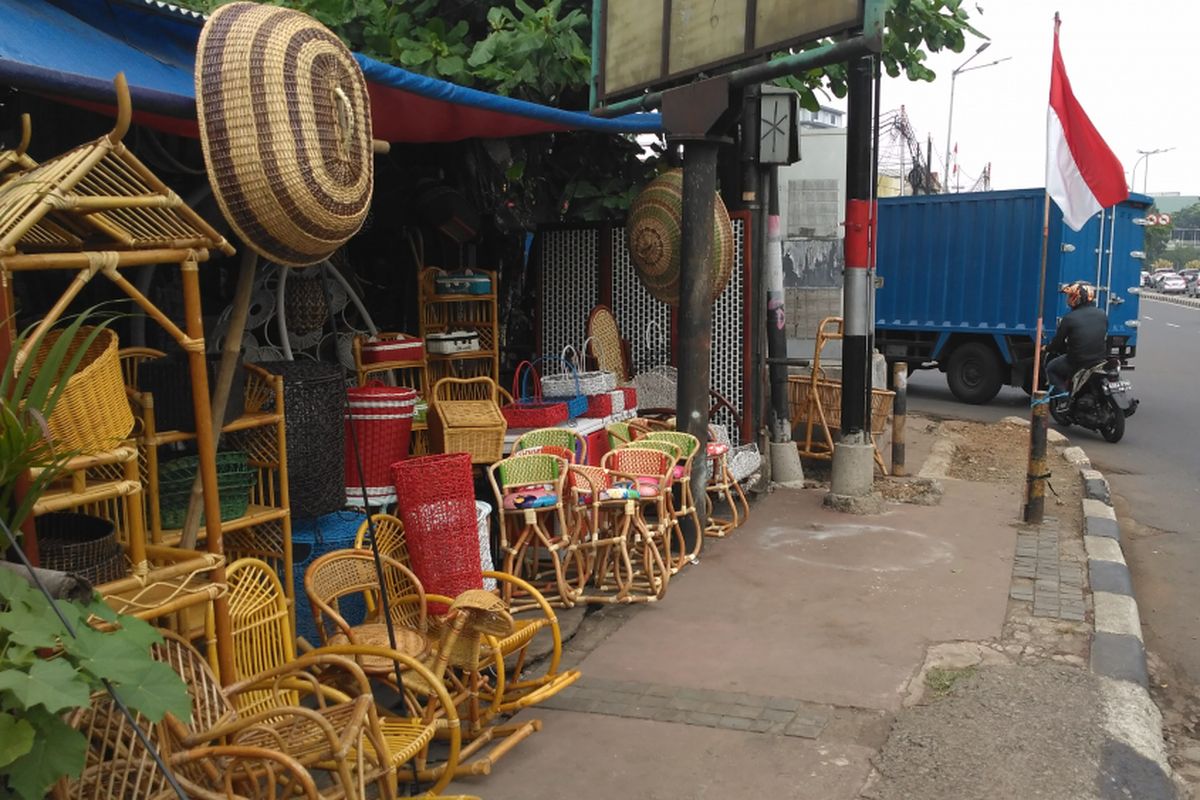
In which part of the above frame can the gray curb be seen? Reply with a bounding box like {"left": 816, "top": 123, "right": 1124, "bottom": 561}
{"left": 1139, "top": 290, "right": 1200, "bottom": 310}
{"left": 1074, "top": 455, "right": 1175, "bottom": 792}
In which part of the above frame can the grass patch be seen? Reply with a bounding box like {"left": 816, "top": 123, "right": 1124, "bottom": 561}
{"left": 925, "top": 666, "right": 976, "bottom": 696}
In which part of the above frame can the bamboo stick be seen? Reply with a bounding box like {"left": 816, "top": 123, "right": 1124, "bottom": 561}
{"left": 180, "top": 249, "right": 256, "bottom": 550}
{"left": 1, "top": 247, "right": 208, "bottom": 271}
{"left": 179, "top": 260, "right": 235, "bottom": 683}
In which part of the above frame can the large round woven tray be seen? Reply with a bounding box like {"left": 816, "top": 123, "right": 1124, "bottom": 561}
{"left": 626, "top": 169, "right": 734, "bottom": 307}
{"left": 195, "top": 2, "right": 374, "bottom": 267}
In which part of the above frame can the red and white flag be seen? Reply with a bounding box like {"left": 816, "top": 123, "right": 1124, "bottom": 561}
{"left": 1046, "top": 14, "right": 1128, "bottom": 231}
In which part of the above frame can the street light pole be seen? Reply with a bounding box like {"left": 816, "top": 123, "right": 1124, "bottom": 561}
{"left": 1132, "top": 147, "right": 1175, "bottom": 194}
{"left": 943, "top": 43, "right": 1011, "bottom": 192}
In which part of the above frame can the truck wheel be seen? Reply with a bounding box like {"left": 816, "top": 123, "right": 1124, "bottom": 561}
{"left": 946, "top": 342, "right": 1003, "bottom": 404}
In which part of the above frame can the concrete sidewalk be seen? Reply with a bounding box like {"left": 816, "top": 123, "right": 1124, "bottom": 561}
{"left": 450, "top": 432, "right": 1022, "bottom": 798}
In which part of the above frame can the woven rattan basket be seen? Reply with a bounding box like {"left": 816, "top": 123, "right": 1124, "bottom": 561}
{"left": 787, "top": 376, "right": 894, "bottom": 437}
{"left": 428, "top": 377, "right": 506, "bottom": 464}
{"left": 35, "top": 512, "right": 125, "bottom": 586}
{"left": 626, "top": 168, "right": 734, "bottom": 307}
{"left": 31, "top": 326, "right": 133, "bottom": 453}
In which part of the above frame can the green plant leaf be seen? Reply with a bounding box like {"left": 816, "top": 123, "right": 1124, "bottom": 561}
{"left": 0, "top": 713, "right": 35, "bottom": 769}
{"left": 0, "top": 658, "right": 91, "bottom": 713}
{"left": 66, "top": 624, "right": 154, "bottom": 682}
{"left": 110, "top": 660, "right": 192, "bottom": 723}
{"left": 436, "top": 54, "right": 465, "bottom": 76}
{"left": 4, "top": 707, "right": 86, "bottom": 800}
{"left": 0, "top": 603, "right": 66, "bottom": 649}
{"left": 399, "top": 45, "right": 433, "bottom": 66}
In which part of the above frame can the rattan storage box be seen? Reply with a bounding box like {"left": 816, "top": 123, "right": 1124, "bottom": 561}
{"left": 428, "top": 399, "right": 506, "bottom": 464}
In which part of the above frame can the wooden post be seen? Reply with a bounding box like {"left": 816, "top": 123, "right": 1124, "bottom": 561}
{"left": 891, "top": 362, "right": 907, "bottom": 477}
{"left": 179, "top": 259, "right": 235, "bottom": 683}
{"left": 1023, "top": 391, "right": 1049, "bottom": 524}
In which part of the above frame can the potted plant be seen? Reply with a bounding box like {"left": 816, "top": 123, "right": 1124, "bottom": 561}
{"left": 0, "top": 313, "right": 191, "bottom": 797}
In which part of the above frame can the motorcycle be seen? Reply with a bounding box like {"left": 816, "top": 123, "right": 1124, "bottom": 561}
{"left": 1048, "top": 357, "right": 1138, "bottom": 443}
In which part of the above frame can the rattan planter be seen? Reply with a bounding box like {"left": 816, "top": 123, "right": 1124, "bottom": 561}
{"left": 31, "top": 326, "right": 133, "bottom": 453}
{"left": 35, "top": 511, "right": 124, "bottom": 586}
{"left": 256, "top": 361, "right": 346, "bottom": 519}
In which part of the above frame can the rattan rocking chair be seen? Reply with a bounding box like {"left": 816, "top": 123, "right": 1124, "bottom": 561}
{"left": 222, "top": 557, "right": 474, "bottom": 799}
{"left": 353, "top": 513, "right": 581, "bottom": 714}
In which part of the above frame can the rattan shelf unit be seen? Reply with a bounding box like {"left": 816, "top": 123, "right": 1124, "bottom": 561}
{"left": 130, "top": 363, "right": 295, "bottom": 632}
{"left": 351, "top": 335, "right": 431, "bottom": 456}
{"left": 418, "top": 267, "right": 500, "bottom": 386}
{"left": 0, "top": 75, "right": 239, "bottom": 680}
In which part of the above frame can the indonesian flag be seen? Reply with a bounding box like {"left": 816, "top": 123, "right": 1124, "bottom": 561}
{"left": 1046, "top": 15, "right": 1128, "bottom": 231}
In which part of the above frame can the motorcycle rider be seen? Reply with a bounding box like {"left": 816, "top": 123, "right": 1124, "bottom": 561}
{"left": 1045, "top": 281, "right": 1108, "bottom": 407}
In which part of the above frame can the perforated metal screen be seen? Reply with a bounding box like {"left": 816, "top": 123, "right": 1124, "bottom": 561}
{"left": 538, "top": 218, "right": 749, "bottom": 444}
{"left": 539, "top": 228, "right": 598, "bottom": 367}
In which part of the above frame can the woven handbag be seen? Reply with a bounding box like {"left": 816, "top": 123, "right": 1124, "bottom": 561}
{"left": 544, "top": 344, "right": 616, "bottom": 397}
{"left": 538, "top": 356, "right": 588, "bottom": 419}
{"left": 501, "top": 360, "right": 568, "bottom": 429}
{"left": 634, "top": 365, "right": 678, "bottom": 411}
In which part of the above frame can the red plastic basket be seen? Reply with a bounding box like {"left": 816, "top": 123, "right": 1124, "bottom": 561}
{"left": 583, "top": 390, "right": 624, "bottom": 418}
{"left": 391, "top": 453, "right": 483, "bottom": 612}
{"left": 344, "top": 385, "right": 416, "bottom": 506}
{"left": 502, "top": 360, "right": 568, "bottom": 429}
{"left": 361, "top": 334, "right": 424, "bottom": 364}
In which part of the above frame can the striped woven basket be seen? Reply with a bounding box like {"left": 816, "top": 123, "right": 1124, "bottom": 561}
{"left": 626, "top": 168, "right": 734, "bottom": 307}
{"left": 195, "top": 2, "right": 374, "bottom": 267}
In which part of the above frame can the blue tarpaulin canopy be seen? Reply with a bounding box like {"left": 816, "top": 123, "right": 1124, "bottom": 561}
{"left": 0, "top": 0, "right": 663, "bottom": 142}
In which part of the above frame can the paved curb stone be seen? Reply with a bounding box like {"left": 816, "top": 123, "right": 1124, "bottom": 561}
{"left": 1073, "top": 447, "right": 1175, "bottom": 790}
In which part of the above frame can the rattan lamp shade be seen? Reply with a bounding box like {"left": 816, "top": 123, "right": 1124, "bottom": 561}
{"left": 195, "top": 2, "right": 374, "bottom": 267}
{"left": 626, "top": 169, "right": 734, "bottom": 307}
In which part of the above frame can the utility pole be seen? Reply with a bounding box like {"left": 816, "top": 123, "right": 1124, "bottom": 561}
{"left": 829, "top": 54, "right": 877, "bottom": 506}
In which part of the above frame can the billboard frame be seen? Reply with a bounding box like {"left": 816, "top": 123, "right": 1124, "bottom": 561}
{"left": 596, "top": 0, "right": 867, "bottom": 105}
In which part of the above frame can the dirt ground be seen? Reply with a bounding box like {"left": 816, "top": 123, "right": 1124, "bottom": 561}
{"left": 945, "top": 417, "right": 1033, "bottom": 483}
{"left": 864, "top": 663, "right": 1104, "bottom": 800}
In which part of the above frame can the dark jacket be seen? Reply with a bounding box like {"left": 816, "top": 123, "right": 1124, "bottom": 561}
{"left": 1048, "top": 302, "right": 1108, "bottom": 369}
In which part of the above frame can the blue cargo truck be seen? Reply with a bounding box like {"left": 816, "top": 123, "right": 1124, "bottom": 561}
{"left": 874, "top": 188, "right": 1151, "bottom": 404}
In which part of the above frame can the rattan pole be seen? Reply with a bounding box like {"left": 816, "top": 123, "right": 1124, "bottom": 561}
{"left": 1, "top": 248, "right": 209, "bottom": 271}
{"left": 12, "top": 267, "right": 95, "bottom": 369}
{"left": 102, "top": 267, "right": 193, "bottom": 350}
{"left": 179, "top": 259, "right": 235, "bottom": 684}
{"left": 179, "top": 249, "right": 256, "bottom": 551}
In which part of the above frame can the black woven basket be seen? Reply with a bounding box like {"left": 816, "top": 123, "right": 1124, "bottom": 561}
{"left": 139, "top": 352, "right": 246, "bottom": 433}
{"left": 35, "top": 512, "right": 124, "bottom": 586}
{"left": 254, "top": 361, "right": 345, "bottom": 519}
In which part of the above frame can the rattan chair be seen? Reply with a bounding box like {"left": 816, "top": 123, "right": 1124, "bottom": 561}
{"left": 606, "top": 421, "right": 634, "bottom": 449}
{"left": 513, "top": 427, "right": 588, "bottom": 464}
{"left": 157, "top": 628, "right": 396, "bottom": 799}
{"left": 600, "top": 447, "right": 676, "bottom": 596}
{"left": 704, "top": 424, "right": 751, "bottom": 536}
{"left": 621, "top": 439, "right": 690, "bottom": 572}
{"left": 118, "top": 346, "right": 166, "bottom": 390}
{"left": 224, "top": 558, "right": 476, "bottom": 798}
{"left": 60, "top": 681, "right": 322, "bottom": 799}
{"left": 487, "top": 453, "right": 586, "bottom": 608}
{"left": 353, "top": 514, "right": 580, "bottom": 713}
{"left": 643, "top": 430, "right": 704, "bottom": 564}
{"left": 569, "top": 463, "right": 669, "bottom": 604}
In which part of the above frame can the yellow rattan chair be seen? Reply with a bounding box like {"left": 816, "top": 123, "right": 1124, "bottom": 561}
{"left": 223, "top": 557, "right": 471, "bottom": 798}
{"left": 643, "top": 430, "right": 704, "bottom": 564}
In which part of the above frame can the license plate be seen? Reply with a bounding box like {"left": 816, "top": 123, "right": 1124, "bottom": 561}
{"left": 1105, "top": 380, "right": 1132, "bottom": 394}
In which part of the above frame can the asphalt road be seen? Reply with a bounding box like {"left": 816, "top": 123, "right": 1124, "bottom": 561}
{"left": 905, "top": 298, "right": 1200, "bottom": 684}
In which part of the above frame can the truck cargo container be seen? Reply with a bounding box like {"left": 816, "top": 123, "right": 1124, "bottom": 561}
{"left": 874, "top": 188, "right": 1151, "bottom": 404}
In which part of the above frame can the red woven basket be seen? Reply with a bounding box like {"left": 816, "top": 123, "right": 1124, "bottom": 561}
{"left": 583, "top": 392, "right": 618, "bottom": 418}
{"left": 361, "top": 334, "right": 424, "bottom": 364}
{"left": 620, "top": 386, "right": 638, "bottom": 410}
{"left": 391, "top": 452, "right": 483, "bottom": 612}
{"left": 502, "top": 360, "right": 568, "bottom": 429}
{"left": 344, "top": 385, "right": 416, "bottom": 506}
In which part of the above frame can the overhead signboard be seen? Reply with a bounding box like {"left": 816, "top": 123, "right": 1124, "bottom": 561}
{"left": 599, "top": 0, "right": 865, "bottom": 103}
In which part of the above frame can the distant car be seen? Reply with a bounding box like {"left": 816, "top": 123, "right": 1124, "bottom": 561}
{"left": 1158, "top": 272, "right": 1188, "bottom": 294}
{"left": 1141, "top": 270, "right": 1152, "bottom": 287}
{"left": 1187, "top": 273, "right": 1200, "bottom": 298}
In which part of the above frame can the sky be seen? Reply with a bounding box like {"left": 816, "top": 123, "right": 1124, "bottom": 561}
{"left": 859, "top": 0, "right": 1196, "bottom": 196}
